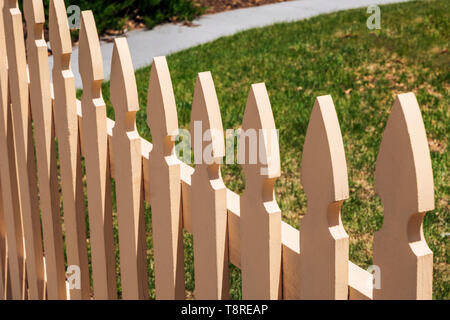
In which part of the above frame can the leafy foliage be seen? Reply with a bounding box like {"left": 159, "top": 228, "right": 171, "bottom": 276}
{"left": 41, "top": 0, "right": 204, "bottom": 34}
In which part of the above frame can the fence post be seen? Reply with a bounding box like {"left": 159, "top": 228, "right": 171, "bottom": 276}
{"left": 147, "top": 56, "right": 185, "bottom": 300}
{"left": 0, "top": 0, "right": 24, "bottom": 300}
{"left": 3, "top": 0, "right": 45, "bottom": 299}
{"left": 299, "top": 95, "right": 349, "bottom": 299}
{"left": 49, "top": 0, "right": 90, "bottom": 300}
{"left": 110, "top": 37, "right": 149, "bottom": 300}
{"left": 240, "top": 83, "right": 282, "bottom": 300}
{"left": 373, "top": 93, "right": 434, "bottom": 300}
{"left": 79, "top": 10, "right": 117, "bottom": 300}
{"left": 190, "top": 72, "right": 229, "bottom": 299}
{"left": 24, "top": 0, "right": 66, "bottom": 300}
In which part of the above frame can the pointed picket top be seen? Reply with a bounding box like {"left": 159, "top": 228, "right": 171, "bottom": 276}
{"left": 110, "top": 37, "right": 139, "bottom": 132}
{"left": 49, "top": 0, "right": 72, "bottom": 69}
{"left": 374, "top": 92, "right": 434, "bottom": 216}
{"left": 190, "top": 71, "right": 228, "bottom": 299}
{"left": 373, "top": 92, "right": 434, "bottom": 300}
{"left": 301, "top": 95, "right": 349, "bottom": 203}
{"left": 239, "top": 83, "right": 281, "bottom": 299}
{"left": 147, "top": 56, "right": 178, "bottom": 155}
{"left": 146, "top": 56, "right": 184, "bottom": 299}
{"left": 79, "top": 10, "right": 104, "bottom": 95}
{"left": 298, "top": 95, "right": 349, "bottom": 299}
{"left": 240, "top": 83, "right": 280, "bottom": 180}
{"left": 190, "top": 71, "right": 225, "bottom": 165}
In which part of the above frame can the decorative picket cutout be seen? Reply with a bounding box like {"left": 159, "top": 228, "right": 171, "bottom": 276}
{"left": 299, "top": 95, "right": 349, "bottom": 299}
{"left": 373, "top": 93, "right": 434, "bottom": 300}
{"left": 3, "top": 0, "right": 45, "bottom": 300}
{"left": 79, "top": 10, "right": 117, "bottom": 300}
{"left": 49, "top": 0, "right": 90, "bottom": 300}
{"left": 111, "top": 37, "right": 149, "bottom": 300}
{"left": 147, "top": 56, "right": 185, "bottom": 300}
{"left": 190, "top": 72, "right": 229, "bottom": 299}
{"left": 24, "top": 0, "right": 66, "bottom": 300}
{"left": 240, "top": 83, "right": 282, "bottom": 300}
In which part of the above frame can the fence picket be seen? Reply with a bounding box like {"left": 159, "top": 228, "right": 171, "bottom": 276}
{"left": 373, "top": 93, "right": 434, "bottom": 300}
{"left": 0, "top": 1, "right": 24, "bottom": 300}
{"left": 79, "top": 10, "right": 117, "bottom": 300}
{"left": 111, "top": 37, "right": 148, "bottom": 300}
{"left": 190, "top": 72, "right": 229, "bottom": 299}
{"left": 24, "top": 0, "right": 66, "bottom": 300}
{"left": 240, "top": 83, "right": 282, "bottom": 300}
{"left": 49, "top": 0, "right": 90, "bottom": 300}
{"left": 147, "top": 56, "right": 185, "bottom": 300}
{"left": 299, "top": 95, "right": 349, "bottom": 299}
{"left": 3, "top": 0, "right": 45, "bottom": 300}
{"left": 0, "top": 1, "right": 8, "bottom": 300}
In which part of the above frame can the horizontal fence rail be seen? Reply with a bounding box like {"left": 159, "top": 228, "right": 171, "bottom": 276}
{"left": 0, "top": 0, "right": 435, "bottom": 300}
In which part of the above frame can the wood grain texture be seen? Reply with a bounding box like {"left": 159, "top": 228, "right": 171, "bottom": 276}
{"left": 299, "top": 95, "right": 349, "bottom": 299}
{"left": 3, "top": 0, "right": 45, "bottom": 300}
{"left": 190, "top": 72, "right": 229, "bottom": 299}
{"left": 239, "top": 83, "right": 282, "bottom": 300}
{"left": 111, "top": 37, "right": 148, "bottom": 300}
{"left": 24, "top": 0, "right": 66, "bottom": 300}
{"left": 373, "top": 93, "right": 434, "bottom": 300}
{"left": 147, "top": 56, "right": 185, "bottom": 300}
{"left": 49, "top": 0, "right": 90, "bottom": 300}
{"left": 79, "top": 10, "right": 117, "bottom": 300}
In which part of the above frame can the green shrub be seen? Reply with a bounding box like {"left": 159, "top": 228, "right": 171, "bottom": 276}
{"left": 41, "top": 0, "right": 204, "bottom": 34}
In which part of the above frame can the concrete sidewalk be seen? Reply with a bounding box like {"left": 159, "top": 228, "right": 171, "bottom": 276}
{"left": 49, "top": 0, "right": 410, "bottom": 88}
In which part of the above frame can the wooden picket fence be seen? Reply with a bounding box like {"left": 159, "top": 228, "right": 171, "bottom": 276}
{"left": 0, "top": 0, "right": 435, "bottom": 300}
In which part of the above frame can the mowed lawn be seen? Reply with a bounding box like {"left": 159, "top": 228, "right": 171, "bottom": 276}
{"left": 94, "top": 0, "right": 448, "bottom": 299}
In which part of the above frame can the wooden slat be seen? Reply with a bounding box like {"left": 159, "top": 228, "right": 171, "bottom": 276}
{"left": 49, "top": 0, "right": 90, "bottom": 300}
{"left": 110, "top": 37, "right": 148, "bottom": 300}
{"left": 190, "top": 72, "right": 228, "bottom": 299}
{"left": 239, "top": 83, "right": 282, "bottom": 300}
{"left": 298, "top": 95, "right": 349, "bottom": 299}
{"left": 24, "top": 0, "right": 66, "bottom": 300}
{"left": 373, "top": 92, "right": 434, "bottom": 300}
{"left": 0, "top": 0, "right": 8, "bottom": 300}
{"left": 79, "top": 10, "right": 117, "bottom": 300}
{"left": 3, "top": 0, "right": 45, "bottom": 300}
{"left": 147, "top": 56, "right": 185, "bottom": 300}
{"left": 0, "top": 0, "right": 24, "bottom": 300}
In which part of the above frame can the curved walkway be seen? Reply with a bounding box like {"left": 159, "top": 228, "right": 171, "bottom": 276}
{"left": 49, "top": 0, "right": 410, "bottom": 88}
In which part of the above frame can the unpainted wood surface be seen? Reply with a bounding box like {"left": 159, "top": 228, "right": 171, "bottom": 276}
{"left": 239, "top": 83, "right": 282, "bottom": 300}
{"left": 49, "top": 0, "right": 90, "bottom": 300}
{"left": 190, "top": 72, "right": 229, "bottom": 299}
{"left": 24, "top": 0, "right": 66, "bottom": 300}
{"left": 4, "top": 0, "right": 45, "bottom": 300}
{"left": 79, "top": 10, "right": 117, "bottom": 300}
{"left": 147, "top": 56, "right": 185, "bottom": 300}
{"left": 373, "top": 92, "right": 434, "bottom": 300}
{"left": 0, "top": 0, "right": 23, "bottom": 301}
{"left": 299, "top": 95, "right": 349, "bottom": 299}
{"left": 111, "top": 37, "right": 148, "bottom": 300}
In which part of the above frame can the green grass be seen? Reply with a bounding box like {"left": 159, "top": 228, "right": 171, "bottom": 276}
{"left": 90, "top": 0, "right": 449, "bottom": 299}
